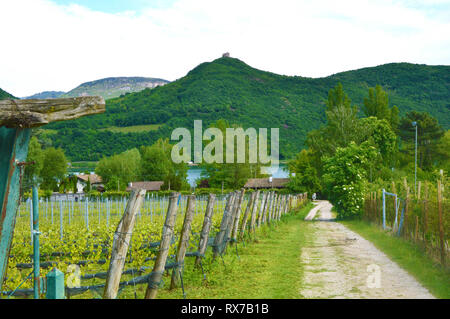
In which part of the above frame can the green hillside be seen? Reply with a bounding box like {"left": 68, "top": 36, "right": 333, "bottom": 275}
{"left": 0, "top": 88, "right": 15, "bottom": 100}
{"left": 43, "top": 58, "right": 450, "bottom": 161}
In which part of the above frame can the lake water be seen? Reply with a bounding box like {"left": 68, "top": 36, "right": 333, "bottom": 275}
{"left": 187, "top": 163, "right": 289, "bottom": 187}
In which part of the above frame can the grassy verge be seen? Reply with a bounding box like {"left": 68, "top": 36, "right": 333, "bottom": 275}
{"left": 341, "top": 219, "right": 450, "bottom": 299}
{"left": 112, "top": 203, "right": 314, "bottom": 299}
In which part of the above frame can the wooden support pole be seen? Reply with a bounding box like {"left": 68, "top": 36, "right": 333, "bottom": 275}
{"left": 171, "top": 195, "right": 195, "bottom": 289}
{"left": 145, "top": 192, "right": 179, "bottom": 299}
{"left": 231, "top": 189, "right": 246, "bottom": 242}
{"left": 249, "top": 190, "right": 260, "bottom": 235}
{"left": 103, "top": 189, "right": 146, "bottom": 299}
{"left": 195, "top": 194, "right": 215, "bottom": 267}
{"left": 213, "top": 193, "right": 235, "bottom": 258}
{"left": 438, "top": 180, "right": 445, "bottom": 266}
{"left": 262, "top": 191, "right": 273, "bottom": 224}
{"left": 423, "top": 183, "right": 428, "bottom": 243}
{"left": 257, "top": 192, "right": 267, "bottom": 227}
{"left": 239, "top": 191, "right": 256, "bottom": 240}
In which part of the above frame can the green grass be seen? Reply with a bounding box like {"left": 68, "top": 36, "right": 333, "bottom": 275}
{"left": 106, "top": 203, "right": 314, "bottom": 299}
{"left": 99, "top": 124, "right": 161, "bottom": 133}
{"left": 341, "top": 219, "right": 450, "bottom": 299}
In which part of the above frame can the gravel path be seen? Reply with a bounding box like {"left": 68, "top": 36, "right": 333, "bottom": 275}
{"left": 299, "top": 201, "right": 435, "bottom": 299}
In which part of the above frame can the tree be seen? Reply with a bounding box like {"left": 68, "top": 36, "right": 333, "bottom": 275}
{"left": 200, "top": 119, "right": 264, "bottom": 189}
{"left": 287, "top": 149, "right": 321, "bottom": 194}
{"left": 40, "top": 147, "right": 68, "bottom": 191}
{"left": 399, "top": 111, "right": 444, "bottom": 170}
{"left": 140, "top": 138, "right": 189, "bottom": 191}
{"left": 307, "top": 83, "right": 362, "bottom": 157}
{"left": 23, "top": 136, "right": 44, "bottom": 190}
{"left": 363, "top": 85, "right": 399, "bottom": 132}
{"left": 322, "top": 142, "right": 377, "bottom": 219}
{"left": 96, "top": 148, "right": 142, "bottom": 191}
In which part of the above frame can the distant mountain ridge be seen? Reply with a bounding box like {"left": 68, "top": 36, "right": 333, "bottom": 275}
{"left": 23, "top": 91, "right": 66, "bottom": 99}
{"left": 44, "top": 57, "right": 450, "bottom": 161}
{"left": 61, "top": 76, "right": 169, "bottom": 100}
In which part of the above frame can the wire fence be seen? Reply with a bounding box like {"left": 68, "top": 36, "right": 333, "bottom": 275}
{"left": 364, "top": 183, "right": 448, "bottom": 267}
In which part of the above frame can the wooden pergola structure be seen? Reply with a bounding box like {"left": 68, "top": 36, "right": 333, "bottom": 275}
{"left": 0, "top": 96, "right": 105, "bottom": 291}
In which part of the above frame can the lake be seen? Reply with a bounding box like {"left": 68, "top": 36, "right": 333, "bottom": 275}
{"left": 187, "top": 164, "right": 289, "bottom": 187}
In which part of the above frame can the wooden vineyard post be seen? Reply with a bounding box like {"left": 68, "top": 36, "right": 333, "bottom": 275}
{"left": 239, "top": 191, "right": 256, "bottom": 241}
{"left": 414, "top": 216, "right": 419, "bottom": 243}
{"left": 423, "top": 183, "right": 428, "bottom": 244}
{"left": 231, "top": 189, "right": 246, "bottom": 243}
{"left": 145, "top": 192, "right": 179, "bottom": 299}
{"left": 171, "top": 195, "right": 195, "bottom": 289}
{"left": 402, "top": 186, "right": 410, "bottom": 238}
{"left": 249, "top": 191, "right": 260, "bottom": 235}
{"left": 262, "top": 191, "right": 273, "bottom": 224}
{"left": 103, "top": 189, "right": 146, "bottom": 299}
{"left": 257, "top": 192, "right": 267, "bottom": 227}
{"left": 213, "top": 193, "right": 235, "bottom": 259}
{"left": 195, "top": 194, "right": 215, "bottom": 267}
{"left": 438, "top": 180, "right": 445, "bottom": 266}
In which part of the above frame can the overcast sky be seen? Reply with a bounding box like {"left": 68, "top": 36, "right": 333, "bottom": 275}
{"left": 1, "top": 0, "right": 449, "bottom": 97}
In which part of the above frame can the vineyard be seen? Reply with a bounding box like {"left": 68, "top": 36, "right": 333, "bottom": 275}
{"left": 364, "top": 180, "right": 449, "bottom": 266}
{"left": 2, "top": 189, "right": 308, "bottom": 299}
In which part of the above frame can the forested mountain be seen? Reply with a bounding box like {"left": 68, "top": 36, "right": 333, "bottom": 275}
{"left": 22, "top": 91, "right": 65, "bottom": 99}
{"left": 0, "top": 88, "right": 15, "bottom": 100}
{"left": 39, "top": 57, "right": 450, "bottom": 161}
{"left": 61, "top": 77, "right": 170, "bottom": 100}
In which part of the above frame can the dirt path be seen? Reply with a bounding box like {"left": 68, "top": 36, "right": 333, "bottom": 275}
{"left": 299, "top": 201, "right": 435, "bottom": 299}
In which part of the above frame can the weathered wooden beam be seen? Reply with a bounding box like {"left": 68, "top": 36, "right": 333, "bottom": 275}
{"left": 195, "top": 194, "right": 215, "bottom": 267}
{"left": 103, "top": 189, "right": 146, "bottom": 299}
{"left": 170, "top": 195, "right": 195, "bottom": 289}
{"left": 145, "top": 192, "right": 179, "bottom": 299}
{"left": 0, "top": 96, "right": 105, "bottom": 128}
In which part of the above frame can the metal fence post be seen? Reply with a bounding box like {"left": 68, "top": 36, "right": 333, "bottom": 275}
{"left": 46, "top": 268, "right": 65, "bottom": 299}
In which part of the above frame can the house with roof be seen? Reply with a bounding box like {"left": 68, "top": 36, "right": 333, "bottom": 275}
{"left": 126, "top": 181, "right": 165, "bottom": 192}
{"left": 244, "top": 177, "right": 289, "bottom": 189}
{"left": 76, "top": 173, "right": 104, "bottom": 193}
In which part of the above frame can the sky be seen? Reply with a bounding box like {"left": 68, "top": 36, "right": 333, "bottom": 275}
{"left": 0, "top": 0, "right": 449, "bottom": 97}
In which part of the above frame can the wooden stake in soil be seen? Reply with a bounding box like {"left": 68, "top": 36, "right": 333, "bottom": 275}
{"left": 145, "top": 192, "right": 179, "bottom": 299}
{"left": 171, "top": 195, "right": 195, "bottom": 289}
{"left": 257, "top": 192, "right": 267, "bottom": 227}
{"left": 103, "top": 189, "right": 146, "bottom": 299}
{"left": 231, "top": 189, "right": 246, "bottom": 242}
{"left": 239, "top": 191, "right": 256, "bottom": 240}
{"left": 195, "top": 194, "right": 215, "bottom": 267}
{"left": 213, "top": 193, "right": 235, "bottom": 258}
{"left": 249, "top": 190, "right": 260, "bottom": 234}
{"left": 438, "top": 180, "right": 445, "bottom": 266}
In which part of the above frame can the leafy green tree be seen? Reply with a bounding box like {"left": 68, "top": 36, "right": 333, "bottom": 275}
{"left": 287, "top": 149, "right": 321, "bottom": 194}
{"left": 359, "top": 117, "right": 398, "bottom": 165}
{"left": 363, "top": 85, "right": 399, "bottom": 132}
{"left": 200, "top": 119, "right": 264, "bottom": 189}
{"left": 40, "top": 147, "right": 68, "bottom": 191}
{"left": 399, "top": 111, "right": 444, "bottom": 170}
{"left": 23, "top": 136, "right": 44, "bottom": 190}
{"left": 322, "top": 142, "right": 377, "bottom": 219}
{"left": 140, "top": 138, "right": 189, "bottom": 191}
{"left": 95, "top": 148, "right": 142, "bottom": 191}
{"left": 307, "top": 83, "right": 362, "bottom": 157}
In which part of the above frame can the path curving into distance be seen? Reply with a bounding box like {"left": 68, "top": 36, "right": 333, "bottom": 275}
{"left": 300, "top": 201, "right": 435, "bottom": 299}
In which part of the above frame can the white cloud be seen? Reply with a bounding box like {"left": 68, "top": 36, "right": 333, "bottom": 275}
{"left": 0, "top": 0, "right": 449, "bottom": 96}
